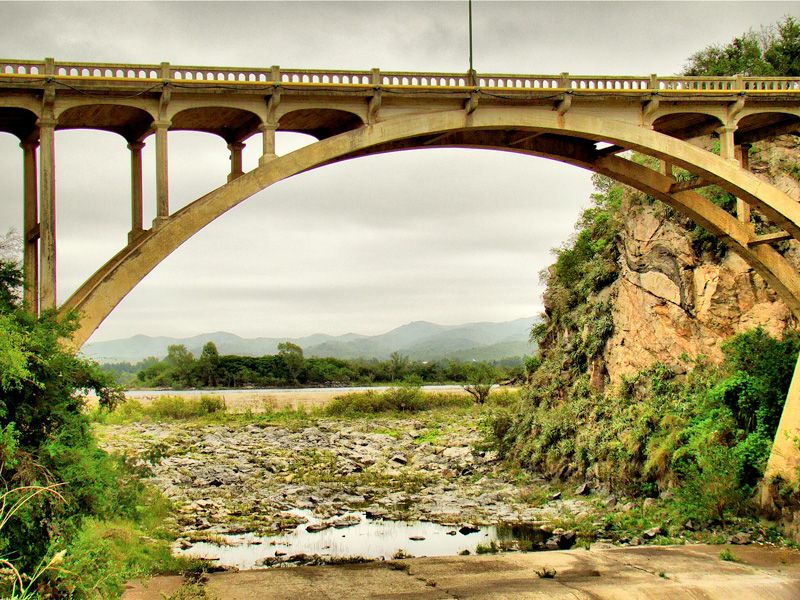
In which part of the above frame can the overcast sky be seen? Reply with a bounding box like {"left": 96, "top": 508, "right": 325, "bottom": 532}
{"left": 1, "top": 1, "right": 798, "bottom": 343}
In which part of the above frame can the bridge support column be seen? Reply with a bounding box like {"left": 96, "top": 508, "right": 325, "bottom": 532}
{"left": 717, "top": 125, "right": 737, "bottom": 163}
{"left": 154, "top": 121, "right": 170, "bottom": 225}
{"left": 128, "top": 141, "right": 145, "bottom": 241}
{"left": 735, "top": 143, "right": 752, "bottom": 228}
{"left": 21, "top": 139, "right": 39, "bottom": 315}
{"left": 37, "top": 118, "right": 56, "bottom": 311}
{"left": 258, "top": 123, "right": 277, "bottom": 165}
{"left": 764, "top": 352, "right": 800, "bottom": 487}
{"left": 227, "top": 142, "right": 245, "bottom": 182}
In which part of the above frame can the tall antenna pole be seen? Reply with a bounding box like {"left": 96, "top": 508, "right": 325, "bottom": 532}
{"left": 468, "top": 0, "right": 474, "bottom": 74}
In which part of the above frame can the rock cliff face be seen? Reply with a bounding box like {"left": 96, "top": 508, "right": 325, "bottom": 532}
{"left": 598, "top": 137, "right": 800, "bottom": 383}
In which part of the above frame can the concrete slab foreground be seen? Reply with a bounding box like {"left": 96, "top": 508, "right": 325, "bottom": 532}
{"left": 123, "top": 544, "right": 800, "bottom": 600}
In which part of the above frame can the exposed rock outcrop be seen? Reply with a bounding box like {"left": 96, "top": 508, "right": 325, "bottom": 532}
{"left": 598, "top": 137, "right": 800, "bottom": 383}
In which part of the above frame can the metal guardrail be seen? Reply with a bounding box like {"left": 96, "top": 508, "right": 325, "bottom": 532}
{"left": 1, "top": 59, "right": 799, "bottom": 91}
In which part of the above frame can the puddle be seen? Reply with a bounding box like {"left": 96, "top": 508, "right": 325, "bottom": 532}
{"left": 175, "top": 510, "right": 548, "bottom": 569}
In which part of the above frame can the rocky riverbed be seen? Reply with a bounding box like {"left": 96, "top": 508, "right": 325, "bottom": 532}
{"left": 97, "top": 416, "right": 593, "bottom": 564}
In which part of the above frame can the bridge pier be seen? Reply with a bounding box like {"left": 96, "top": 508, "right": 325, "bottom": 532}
{"left": 21, "top": 139, "right": 39, "bottom": 315}
{"left": 735, "top": 143, "right": 752, "bottom": 229}
{"left": 258, "top": 123, "right": 277, "bottom": 165}
{"left": 761, "top": 356, "right": 800, "bottom": 496}
{"left": 128, "top": 141, "right": 145, "bottom": 242}
{"left": 717, "top": 125, "right": 738, "bottom": 163}
{"left": 154, "top": 121, "right": 170, "bottom": 225}
{"left": 227, "top": 142, "right": 245, "bottom": 182}
{"left": 37, "top": 118, "right": 56, "bottom": 310}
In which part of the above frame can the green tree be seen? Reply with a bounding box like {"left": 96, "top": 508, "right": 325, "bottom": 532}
{"left": 277, "top": 341, "right": 304, "bottom": 384}
{"left": 683, "top": 16, "right": 800, "bottom": 76}
{"left": 198, "top": 341, "right": 220, "bottom": 387}
{"left": 164, "top": 344, "right": 195, "bottom": 388}
{"left": 464, "top": 362, "right": 499, "bottom": 404}
{"left": 388, "top": 351, "right": 409, "bottom": 382}
{"left": 765, "top": 16, "right": 800, "bottom": 76}
{"left": 0, "top": 257, "right": 125, "bottom": 575}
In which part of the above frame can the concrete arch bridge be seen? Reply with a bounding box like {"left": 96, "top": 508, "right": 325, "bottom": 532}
{"left": 2, "top": 58, "right": 800, "bottom": 484}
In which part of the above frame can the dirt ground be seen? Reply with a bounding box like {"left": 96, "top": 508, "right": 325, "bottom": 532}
{"left": 123, "top": 543, "right": 800, "bottom": 599}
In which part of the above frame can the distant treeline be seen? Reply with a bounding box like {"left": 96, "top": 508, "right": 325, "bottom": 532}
{"left": 100, "top": 341, "right": 525, "bottom": 389}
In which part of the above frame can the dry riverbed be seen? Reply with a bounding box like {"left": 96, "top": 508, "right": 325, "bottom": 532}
{"left": 97, "top": 411, "right": 596, "bottom": 569}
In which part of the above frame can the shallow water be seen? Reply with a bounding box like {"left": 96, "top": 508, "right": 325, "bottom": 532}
{"left": 176, "top": 510, "right": 545, "bottom": 569}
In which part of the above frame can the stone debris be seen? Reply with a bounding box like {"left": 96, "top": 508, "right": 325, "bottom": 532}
{"left": 98, "top": 419, "right": 593, "bottom": 543}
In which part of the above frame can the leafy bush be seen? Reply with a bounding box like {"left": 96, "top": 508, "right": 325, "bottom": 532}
{"left": 493, "top": 327, "right": 799, "bottom": 524}
{"left": 146, "top": 395, "right": 226, "bottom": 419}
{"left": 0, "top": 255, "right": 191, "bottom": 596}
{"left": 324, "top": 387, "right": 471, "bottom": 416}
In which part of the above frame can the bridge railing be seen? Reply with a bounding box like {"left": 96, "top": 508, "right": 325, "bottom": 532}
{"left": 0, "top": 60, "right": 45, "bottom": 76}
{"left": 1, "top": 59, "right": 799, "bottom": 91}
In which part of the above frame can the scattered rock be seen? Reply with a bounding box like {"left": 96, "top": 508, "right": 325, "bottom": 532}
{"left": 604, "top": 495, "right": 617, "bottom": 509}
{"left": 642, "top": 526, "right": 664, "bottom": 539}
{"left": 549, "top": 492, "right": 562, "bottom": 501}
{"left": 619, "top": 502, "right": 636, "bottom": 512}
{"left": 683, "top": 520, "right": 695, "bottom": 531}
{"left": 98, "top": 418, "right": 600, "bottom": 558}
{"left": 332, "top": 515, "right": 361, "bottom": 528}
{"left": 575, "top": 482, "right": 591, "bottom": 496}
{"left": 548, "top": 530, "right": 577, "bottom": 550}
{"left": 643, "top": 498, "right": 657, "bottom": 508}
{"left": 443, "top": 447, "right": 472, "bottom": 459}
{"left": 728, "top": 532, "right": 751, "bottom": 545}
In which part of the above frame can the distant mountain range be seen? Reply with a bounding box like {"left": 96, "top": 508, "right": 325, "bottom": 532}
{"left": 82, "top": 317, "right": 539, "bottom": 364}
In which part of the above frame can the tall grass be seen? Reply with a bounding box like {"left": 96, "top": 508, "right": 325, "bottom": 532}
{"left": 324, "top": 386, "right": 473, "bottom": 416}
{"left": 0, "top": 484, "right": 65, "bottom": 599}
{"left": 93, "top": 395, "right": 226, "bottom": 423}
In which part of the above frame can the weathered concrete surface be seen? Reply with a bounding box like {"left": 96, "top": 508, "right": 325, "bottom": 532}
{"left": 124, "top": 544, "right": 800, "bottom": 599}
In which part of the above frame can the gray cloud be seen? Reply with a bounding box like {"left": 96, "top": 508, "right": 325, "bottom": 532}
{"left": 1, "top": 2, "right": 797, "bottom": 341}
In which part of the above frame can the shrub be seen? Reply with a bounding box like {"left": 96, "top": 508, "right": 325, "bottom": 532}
{"left": 324, "top": 387, "right": 470, "bottom": 416}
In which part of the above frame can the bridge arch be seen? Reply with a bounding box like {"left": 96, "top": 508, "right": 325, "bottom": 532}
{"left": 278, "top": 108, "right": 365, "bottom": 140}
{"left": 652, "top": 112, "right": 723, "bottom": 140}
{"left": 736, "top": 111, "right": 800, "bottom": 145}
{"left": 57, "top": 104, "right": 155, "bottom": 142}
{"left": 61, "top": 107, "right": 800, "bottom": 349}
{"left": 0, "top": 106, "right": 38, "bottom": 140}
{"left": 169, "top": 106, "right": 263, "bottom": 143}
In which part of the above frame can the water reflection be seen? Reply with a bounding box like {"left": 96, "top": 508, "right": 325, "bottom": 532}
{"left": 176, "top": 510, "right": 545, "bottom": 570}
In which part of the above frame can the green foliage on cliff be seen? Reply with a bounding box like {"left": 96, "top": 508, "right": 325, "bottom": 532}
{"left": 493, "top": 328, "right": 799, "bottom": 522}
{"left": 683, "top": 16, "right": 800, "bottom": 76}
{"left": 532, "top": 174, "right": 624, "bottom": 377}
